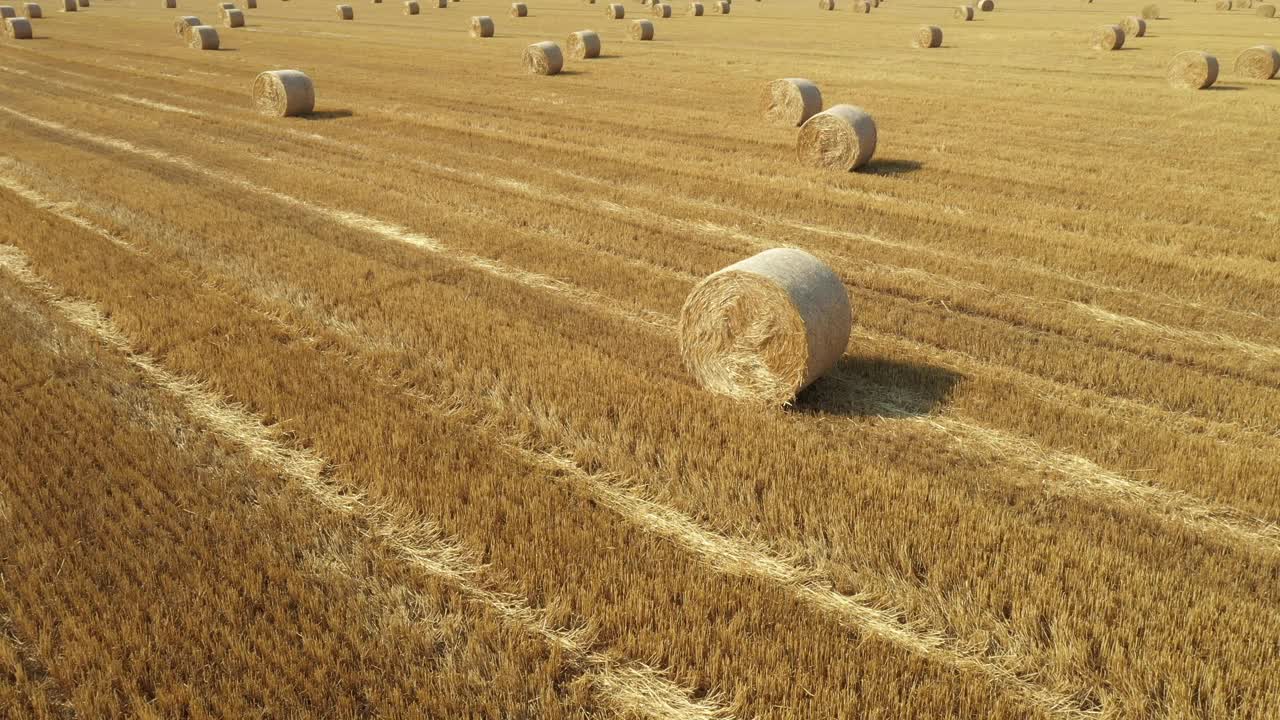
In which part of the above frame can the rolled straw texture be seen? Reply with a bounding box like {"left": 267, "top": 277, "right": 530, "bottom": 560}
{"left": 252, "top": 69, "right": 314, "bottom": 116}
{"left": 470, "top": 14, "right": 493, "bottom": 35}
{"left": 605, "top": 2, "right": 622, "bottom": 16}
{"left": 22, "top": 3, "right": 40, "bottom": 17}
{"left": 760, "top": 78, "right": 822, "bottom": 127}
{"left": 223, "top": 8, "right": 244, "bottom": 26}
{"left": 1167, "top": 50, "right": 1219, "bottom": 88}
{"left": 796, "top": 104, "right": 877, "bottom": 171}
{"left": 4, "top": 16, "right": 32, "bottom": 36}
{"left": 630, "top": 17, "right": 653, "bottom": 36}
{"left": 913, "top": 24, "right": 942, "bottom": 47}
{"left": 510, "top": 2, "right": 526, "bottom": 14}
{"left": 1234, "top": 44, "right": 1279, "bottom": 79}
{"left": 403, "top": 1, "right": 419, "bottom": 13}
{"left": 688, "top": 1, "right": 701, "bottom": 12}
{"left": 523, "top": 40, "right": 562, "bottom": 74}
{"left": 1093, "top": 24, "right": 1125, "bottom": 50}
{"left": 335, "top": 3, "right": 352, "bottom": 18}
{"left": 955, "top": 5, "right": 973, "bottom": 19}
{"left": 1121, "top": 16, "right": 1145, "bottom": 37}
{"left": 187, "top": 24, "right": 219, "bottom": 48}
{"left": 566, "top": 29, "right": 600, "bottom": 57}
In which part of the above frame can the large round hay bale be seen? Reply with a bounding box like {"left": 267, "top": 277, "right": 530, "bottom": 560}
{"left": 679, "top": 248, "right": 852, "bottom": 405}
{"left": 955, "top": 5, "right": 973, "bottom": 19}
{"left": 978, "top": 0, "right": 993, "bottom": 9}
{"left": 4, "top": 16, "right": 31, "bottom": 37}
{"left": 58, "top": 0, "right": 74, "bottom": 12}
{"left": 403, "top": 0, "right": 419, "bottom": 12}
{"left": 1256, "top": 2, "right": 1275, "bottom": 14}
{"left": 1121, "top": 15, "right": 1146, "bottom": 37}
{"left": 0, "top": 6, "right": 16, "bottom": 17}
{"left": 222, "top": 8, "right": 244, "bottom": 26}
{"left": 797, "top": 104, "right": 876, "bottom": 171}
{"left": 174, "top": 14, "right": 200, "bottom": 33}
{"left": 760, "top": 78, "right": 822, "bottom": 127}
{"left": 818, "top": 0, "right": 833, "bottom": 8}
{"left": 523, "top": 40, "right": 562, "bottom": 74}
{"left": 187, "top": 24, "right": 219, "bottom": 48}
{"left": 913, "top": 24, "right": 942, "bottom": 47}
{"left": 252, "top": 69, "right": 314, "bottom": 116}
{"left": 688, "top": 1, "right": 702, "bottom": 13}
{"left": 510, "top": 1, "right": 526, "bottom": 14}
{"left": 1093, "top": 24, "right": 1125, "bottom": 50}
{"left": 1167, "top": 50, "right": 1219, "bottom": 88}
{"left": 630, "top": 16, "right": 653, "bottom": 36}
{"left": 566, "top": 29, "right": 600, "bottom": 57}
{"left": 1235, "top": 44, "right": 1280, "bottom": 79}
{"left": 335, "top": 3, "right": 352, "bottom": 17}
{"left": 713, "top": 0, "right": 728, "bottom": 11}
{"left": 22, "top": 3, "right": 40, "bottom": 17}
{"left": 605, "top": 2, "right": 622, "bottom": 15}
{"left": 470, "top": 14, "right": 493, "bottom": 35}
{"left": 1140, "top": 3, "right": 1158, "bottom": 16}
{"left": 652, "top": 1, "right": 670, "bottom": 15}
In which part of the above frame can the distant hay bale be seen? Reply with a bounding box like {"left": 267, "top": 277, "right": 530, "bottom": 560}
{"left": 978, "top": 0, "right": 993, "bottom": 9}
{"left": 22, "top": 2, "right": 40, "bottom": 17}
{"left": 1257, "top": 2, "right": 1276, "bottom": 14}
{"left": 679, "top": 248, "right": 852, "bottom": 405}
{"left": 246, "top": 0, "right": 255, "bottom": 7}
{"left": 523, "top": 40, "right": 562, "bottom": 75}
{"left": 1093, "top": 24, "right": 1125, "bottom": 50}
{"left": 469, "top": 14, "right": 493, "bottom": 35}
{"left": 955, "top": 5, "right": 973, "bottom": 19}
{"left": 913, "top": 24, "right": 942, "bottom": 47}
{"left": 870, "top": 0, "right": 878, "bottom": 7}
{"left": 77, "top": 0, "right": 87, "bottom": 6}
{"left": 1235, "top": 44, "right": 1280, "bottom": 79}
{"left": 335, "top": 3, "right": 352, "bottom": 17}
{"left": 852, "top": 1, "right": 870, "bottom": 12}
{"left": 162, "top": 0, "right": 175, "bottom": 5}
{"left": 1140, "top": 3, "right": 1158, "bottom": 16}
{"left": 1215, "top": 0, "right": 1232, "bottom": 8}
{"left": 1121, "top": 15, "right": 1146, "bottom": 37}
{"left": 566, "top": 29, "right": 600, "bottom": 57}
{"left": 1167, "top": 50, "right": 1218, "bottom": 88}
{"left": 605, "top": 2, "right": 622, "bottom": 15}
{"left": 59, "top": 0, "right": 74, "bottom": 12}
{"left": 818, "top": 0, "right": 833, "bottom": 8}
{"left": 510, "top": 1, "right": 526, "bottom": 14}
{"left": 688, "top": 1, "right": 702, "bottom": 13}
{"left": 222, "top": 7, "right": 243, "bottom": 25}
{"left": 631, "top": 17, "right": 653, "bottom": 36}
{"left": 187, "top": 24, "right": 219, "bottom": 48}
{"left": 4, "top": 16, "right": 31, "bottom": 37}
{"left": 174, "top": 14, "right": 200, "bottom": 34}
{"left": 252, "top": 69, "right": 314, "bottom": 116}
{"left": 797, "top": 104, "right": 877, "bottom": 171}
{"left": 714, "top": 0, "right": 728, "bottom": 11}
{"left": 403, "top": 0, "right": 418, "bottom": 13}
{"left": 218, "top": 2, "right": 233, "bottom": 8}
{"left": 0, "top": 6, "right": 15, "bottom": 17}
{"left": 434, "top": 0, "right": 446, "bottom": 8}
{"left": 760, "top": 78, "right": 822, "bottom": 127}
{"left": 652, "top": 2, "right": 670, "bottom": 15}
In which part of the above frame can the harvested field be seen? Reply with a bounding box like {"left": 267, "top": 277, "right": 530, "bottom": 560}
{"left": 0, "top": 0, "right": 1278, "bottom": 717}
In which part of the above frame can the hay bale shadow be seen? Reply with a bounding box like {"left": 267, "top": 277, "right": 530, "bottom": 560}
{"left": 301, "top": 109, "right": 355, "bottom": 120}
{"left": 792, "top": 355, "right": 963, "bottom": 418}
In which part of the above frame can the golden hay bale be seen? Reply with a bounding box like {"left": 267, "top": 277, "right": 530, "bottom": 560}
{"left": 187, "top": 24, "right": 219, "bottom": 48}
{"left": 510, "top": 1, "right": 526, "bottom": 14}
{"left": 760, "top": 78, "right": 822, "bottom": 127}
{"left": 955, "top": 5, "right": 973, "bottom": 19}
{"left": 713, "top": 0, "right": 728, "bottom": 11}
{"left": 1121, "top": 15, "right": 1146, "bottom": 37}
{"left": 162, "top": 0, "right": 175, "bottom": 5}
{"left": 605, "top": 2, "right": 622, "bottom": 16}
{"left": 470, "top": 14, "right": 493, "bottom": 35}
{"left": 851, "top": 1, "right": 870, "bottom": 12}
{"left": 1167, "top": 50, "right": 1219, "bottom": 88}
{"left": 246, "top": 0, "right": 255, "bottom": 7}
{"left": 4, "top": 16, "right": 32, "bottom": 36}
{"left": 0, "top": 6, "right": 15, "bottom": 17}
{"left": 913, "top": 24, "right": 942, "bottom": 47}
{"left": 870, "top": 0, "right": 878, "bottom": 6}
{"left": 688, "top": 1, "right": 702, "bottom": 13}
{"left": 977, "top": 0, "right": 993, "bottom": 9}
{"left": 1140, "top": 2, "right": 1158, "bottom": 16}
{"left": 566, "top": 29, "right": 600, "bottom": 57}
{"left": 222, "top": 7, "right": 243, "bottom": 25}
{"left": 252, "top": 69, "right": 314, "bottom": 116}
{"left": 652, "top": 1, "right": 670, "bottom": 15}
{"left": 174, "top": 14, "right": 200, "bottom": 33}
{"left": 335, "top": 3, "right": 352, "bottom": 17}
{"left": 797, "top": 104, "right": 876, "bottom": 171}
{"left": 523, "top": 40, "right": 562, "bottom": 74}
{"left": 630, "top": 16, "right": 653, "bottom": 36}
{"left": 434, "top": 0, "right": 446, "bottom": 8}
{"left": 1215, "top": 0, "right": 1232, "bottom": 8}
{"left": 403, "top": 0, "right": 418, "bottom": 12}
{"left": 818, "top": 0, "right": 833, "bottom": 8}
{"left": 1093, "top": 24, "right": 1125, "bottom": 50}
{"left": 77, "top": 0, "right": 87, "bottom": 6}
{"left": 1256, "top": 2, "right": 1275, "bottom": 14}
{"left": 22, "top": 2, "right": 40, "bottom": 16}
{"left": 679, "top": 248, "right": 852, "bottom": 405}
{"left": 218, "top": 2, "right": 233, "bottom": 8}
{"left": 1235, "top": 44, "right": 1280, "bottom": 79}
{"left": 58, "top": 0, "right": 74, "bottom": 12}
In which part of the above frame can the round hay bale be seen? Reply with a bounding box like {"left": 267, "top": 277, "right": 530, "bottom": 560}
{"left": 222, "top": 7, "right": 243, "bottom": 25}
{"left": 1121, "top": 15, "right": 1146, "bottom": 37}
{"left": 403, "top": 0, "right": 418, "bottom": 12}
{"left": 0, "top": 6, "right": 15, "bottom": 17}
{"left": 58, "top": 0, "right": 74, "bottom": 12}
{"left": 679, "top": 248, "right": 852, "bottom": 405}
{"left": 714, "top": 0, "right": 728, "bottom": 11}
{"left": 870, "top": 0, "right": 878, "bottom": 7}
{"left": 852, "top": 1, "right": 869, "bottom": 12}
{"left": 1256, "top": 2, "right": 1275, "bottom": 14}
{"left": 566, "top": 29, "right": 600, "bottom": 57}
{"left": 913, "top": 24, "right": 942, "bottom": 47}
{"left": 818, "top": 0, "right": 833, "bottom": 8}
{"left": 523, "top": 40, "right": 562, "bottom": 74}
{"left": 605, "top": 2, "right": 622, "bottom": 16}
{"left": 174, "top": 14, "right": 200, "bottom": 34}
{"left": 688, "top": 1, "right": 702, "bottom": 13}
{"left": 955, "top": 5, "right": 973, "bottom": 19}
{"left": 469, "top": 14, "right": 493, "bottom": 35}
{"left": 760, "top": 78, "right": 822, "bottom": 127}
{"left": 252, "top": 69, "right": 314, "bottom": 116}
{"left": 797, "top": 104, "right": 876, "bottom": 172}
{"left": 652, "top": 1, "right": 670, "bottom": 15}
{"left": 434, "top": 0, "right": 446, "bottom": 8}
{"left": 630, "top": 16, "right": 653, "bottom": 36}
{"left": 76, "top": 0, "right": 87, "bottom": 7}
{"left": 218, "top": 2, "right": 233, "bottom": 8}
{"left": 246, "top": 0, "right": 255, "bottom": 6}
{"left": 1216, "top": 0, "right": 1232, "bottom": 9}
{"left": 4, "top": 16, "right": 32, "bottom": 37}
{"left": 1140, "top": 3, "right": 1158, "bottom": 16}
{"left": 1235, "top": 44, "right": 1280, "bottom": 79}
{"left": 510, "top": 1, "right": 526, "bottom": 14}
{"left": 335, "top": 3, "right": 352, "bottom": 17}
{"left": 978, "top": 0, "right": 993, "bottom": 9}
{"left": 22, "top": 3, "right": 40, "bottom": 17}
{"left": 162, "top": 0, "right": 175, "bottom": 6}
{"left": 1093, "top": 24, "right": 1125, "bottom": 50}
{"left": 187, "top": 24, "right": 219, "bottom": 48}
{"left": 1167, "top": 50, "right": 1219, "bottom": 88}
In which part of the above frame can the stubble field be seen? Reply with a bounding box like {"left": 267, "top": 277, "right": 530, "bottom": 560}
{"left": 1, "top": 0, "right": 1278, "bottom": 717}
